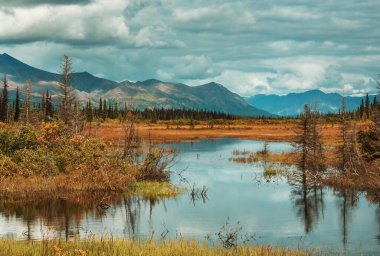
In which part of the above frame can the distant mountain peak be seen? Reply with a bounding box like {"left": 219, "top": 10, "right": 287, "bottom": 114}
{"left": 0, "top": 53, "right": 24, "bottom": 64}
{"left": 204, "top": 82, "right": 222, "bottom": 86}
{"left": 199, "top": 82, "right": 226, "bottom": 90}
{"left": 247, "top": 89, "right": 378, "bottom": 116}
{"left": 140, "top": 78, "right": 163, "bottom": 85}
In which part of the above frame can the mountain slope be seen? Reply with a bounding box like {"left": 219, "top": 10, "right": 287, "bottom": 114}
{"left": 247, "top": 89, "right": 377, "bottom": 116}
{"left": 0, "top": 53, "right": 272, "bottom": 117}
{"left": 104, "top": 80, "right": 272, "bottom": 116}
{"left": 0, "top": 53, "right": 118, "bottom": 92}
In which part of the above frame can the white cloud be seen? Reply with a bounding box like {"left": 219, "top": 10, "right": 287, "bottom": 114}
{"left": 259, "top": 6, "right": 320, "bottom": 20}
{"left": 0, "top": 0, "right": 379, "bottom": 96}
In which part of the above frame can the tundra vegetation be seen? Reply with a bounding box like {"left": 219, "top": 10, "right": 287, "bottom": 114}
{"left": 0, "top": 55, "right": 173, "bottom": 198}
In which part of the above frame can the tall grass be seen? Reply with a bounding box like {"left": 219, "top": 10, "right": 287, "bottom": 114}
{"left": 0, "top": 238, "right": 309, "bottom": 256}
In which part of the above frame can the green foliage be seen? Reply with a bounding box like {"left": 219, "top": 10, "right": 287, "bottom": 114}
{"left": 358, "top": 128, "right": 380, "bottom": 157}
{"left": 0, "top": 125, "right": 40, "bottom": 155}
{"left": 0, "top": 123, "right": 128, "bottom": 178}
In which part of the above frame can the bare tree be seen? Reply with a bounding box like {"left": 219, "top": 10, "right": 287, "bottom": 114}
{"left": 339, "top": 97, "right": 350, "bottom": 172}
{"left": 292, "top": 104, "right": 325, "bottom": 186}
{"left": 59, "top": 54, "right": 76, "bottom": 127}
{"left": 23, "top": 80, "right": 31, "bottom": 124}
{"left": 339, "top": 97, "right": 366, "bottom": 173}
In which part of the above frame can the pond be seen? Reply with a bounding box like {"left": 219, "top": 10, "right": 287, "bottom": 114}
{"left": 0, "top": 138, "right": 379, "bottom": 254}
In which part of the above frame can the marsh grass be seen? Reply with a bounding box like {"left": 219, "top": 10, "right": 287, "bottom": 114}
{"left": 0, "top": 238, "right": 310, "bottom": 256}
{"left": 128, "top": 181, "right": 181, "bottom": 199}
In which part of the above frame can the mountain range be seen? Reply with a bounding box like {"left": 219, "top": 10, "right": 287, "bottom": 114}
{"left": 0, "top": 53, "right": 271, "bottom": 117}
{"left": 0, "top": 53, "right": 377, "bottom": 117}
{"left": 247, "top": 90, "right": 378, "bottom": 116}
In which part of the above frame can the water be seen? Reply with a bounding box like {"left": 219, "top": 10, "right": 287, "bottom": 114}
{"left": 0, "top": 138, "right": 379, "bottom": 254}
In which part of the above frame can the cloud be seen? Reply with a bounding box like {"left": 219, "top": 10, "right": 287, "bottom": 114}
{"left": 0, "top": 0, "right": 379, "bottom": 96}
{"left": 0, "top": 0, "right": 92, "bottom": 6}
{"left": 157, "top": 55, "right": 220, "bottom": 80}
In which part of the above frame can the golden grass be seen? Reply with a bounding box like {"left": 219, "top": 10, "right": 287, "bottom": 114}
{"left": 323, "top": 160, "right": 380, "bottom": 190}
{"left": 127, "top": 181, "right": 181, "bottom": 199}
{"left": 0, "top": 238, "right": 310, "bottom": 256}
{"left": 230, "top": 150, "right": 299, "bottom": 166}
{"left": 0, "top": 175, "right": 180, "bottom": 201}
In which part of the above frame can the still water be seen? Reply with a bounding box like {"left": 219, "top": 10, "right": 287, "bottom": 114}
{"left": 0, "top": 138, "right": 379, "bottom": 254}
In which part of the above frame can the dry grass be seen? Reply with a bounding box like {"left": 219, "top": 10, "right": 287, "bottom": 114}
{"left": 323, "top": 159, "right": 380, "bottom": 190}
{"left": 0, "top": 238, "right": 310, "bottom": 256}
{"left": 128, "top": 181, "right": 181, "bottom": 199}
{"left": 96, "top": 120, "right": 306, "bottom": 144}
{"left": 0, "top": 173, "right": 180, "bottom": 201}
{"left": 230, "top": 150, "right": 299, "bottom": 166}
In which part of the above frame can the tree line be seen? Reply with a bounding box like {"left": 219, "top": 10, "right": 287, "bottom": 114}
{"left": 0, "top": 55, "right": 257, "bottom": 127}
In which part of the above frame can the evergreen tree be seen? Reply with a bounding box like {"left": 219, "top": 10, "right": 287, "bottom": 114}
{"left": 371, "top": 96, "right": 377, "bottom": 112}
{"left": 365, "top": 93, "right": 370, "bottom": 119}
{"left": 86, "top": 99, "right": 93, "bottom": 123}
{"left": 14, "top": 87, "right": 20, "bottom": 122}
{"left": 103, "top": 99, "right": 107, "bottom": 119}
{"left": 359, "top": 99, "right": 365, "bottom": 119}
{"left": 99, "top": 97, "right": 103, "bottom": 116}
{"left": 45, "top": 90, "right": 53, "bottom": 122}
{"left": 1, "top": 74, "right": 9, "bottom": 123}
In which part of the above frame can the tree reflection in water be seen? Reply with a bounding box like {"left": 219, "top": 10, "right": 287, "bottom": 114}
{"left": 290, "top": 166, "right": 325, "bottom": 234}
{"left": 333, "top": 188, "right": 358, "bottom": 251}
{"left": 0, "top": 191, "right": 170, "bottom": 240}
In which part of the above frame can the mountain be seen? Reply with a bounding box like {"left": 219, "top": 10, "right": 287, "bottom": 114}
{"left": 104, "top": 80, "right": 271, "bottom": 116}
{"left": 0, "top": 53, "right": 118, "bottom": 93}
{"left": 247, "top": 89, "right": 378, "bottom": 116}
{"left": 0, "top": 53, "right": 271, "bottom": 117}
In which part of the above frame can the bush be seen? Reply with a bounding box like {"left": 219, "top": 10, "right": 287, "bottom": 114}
{"left": 0, "top": 122, "right": 172, "bottom": 188}
{"left": 0, "top": 153, "right": 20, "bottom": 177}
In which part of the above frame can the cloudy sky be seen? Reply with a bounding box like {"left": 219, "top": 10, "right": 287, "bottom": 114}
{"left": 0, "top": 0, "right": 379, "bottom": 96}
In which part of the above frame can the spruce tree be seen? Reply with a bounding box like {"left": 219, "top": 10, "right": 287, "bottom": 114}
{"left": 359, "top": 99, "right": 365, "bottom": 119}
{"left": 103, "top": 99, "right": 107, "bottom": 119}
{"left": 365, "top": 93, "right": 370, "bottom": 119}
{"left": 1, "top": 74, "right": 9, "bottom": 123}
{"left": 14, "top": 87, "right": 20, "bottom": 122}
{"left": 99, "top": 97, "right": 103, "bottom": 117}
{"left": 45, "top": 90, "right": 53, "bottom": 122}
{"left": 86, "top": 99, "right": 93, "bottom": 123}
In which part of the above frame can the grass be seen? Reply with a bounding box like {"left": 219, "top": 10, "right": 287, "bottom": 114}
{"left": 0, "top": 238, "right": 310, "bottom": 256}
{"left": 263, "top": 167, "right": 281, "bottom": 178}
{"left": 230, "top": 150, "right": 298, "bottom": 166}
{"left": 128, "top": 181, "right": 181, "bottom": 199}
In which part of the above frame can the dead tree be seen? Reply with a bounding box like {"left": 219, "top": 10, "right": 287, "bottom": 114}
{"left": 339, "top": 97, "right": 365, "bottom": 173}
{"left": 59, "top": 54, "right": 76, "bottom": 128}
{"left": 24, "top": 80, "right": 31, "bottom": 124}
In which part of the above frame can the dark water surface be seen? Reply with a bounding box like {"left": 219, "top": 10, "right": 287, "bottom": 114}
{"left": 0, "top": 138, "right": 379, "bottom": 254}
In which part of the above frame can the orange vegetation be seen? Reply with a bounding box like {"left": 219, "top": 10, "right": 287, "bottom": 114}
{"left": 93, "top": 120, "right": 343, "bottom": 146}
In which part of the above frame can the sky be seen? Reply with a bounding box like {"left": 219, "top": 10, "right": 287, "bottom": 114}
{"left": 0, "top": 0, "right": 379, "bottom": 96}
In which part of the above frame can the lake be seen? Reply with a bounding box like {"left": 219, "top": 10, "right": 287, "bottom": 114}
{"left": 0, "top": 138, "right": 379, "bottom": 254}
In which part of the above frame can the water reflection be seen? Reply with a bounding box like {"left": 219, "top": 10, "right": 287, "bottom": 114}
{"left": 0, "top": 191, "right": 170, "bottom": 241}
{"left": 0, "top": 139, "right": 379, "bottom": 254}
{"left": 334, "top": 188, "right": 358, "bottom": 250}
{"left": 291, "top": 183, "right": 324, "bottom": 234}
